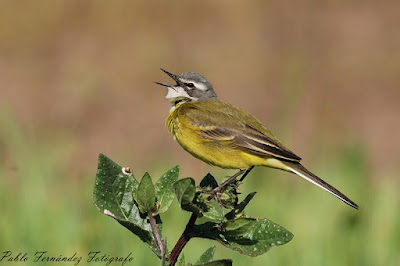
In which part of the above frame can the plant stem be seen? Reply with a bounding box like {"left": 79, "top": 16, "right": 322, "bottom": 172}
{"left": 169, "top": 168, "right": 254, "bottom": 264}
{"left": 169, "top": 213, "right": 198, "bottom": 266}
{"left": 148, "top": 211, "right": 164, "bottom": 256}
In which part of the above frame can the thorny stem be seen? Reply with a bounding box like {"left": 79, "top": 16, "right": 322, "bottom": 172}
{"left": 169, "top": 213, "right": 198, "bottom": 266}
{"left": 148, "top": 211, "right": 164, "bottom": 257}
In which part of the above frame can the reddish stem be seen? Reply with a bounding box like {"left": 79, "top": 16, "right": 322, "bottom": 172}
{"left": 169, "top": 213, "right": 198, "bottom": 265}
{"left": 148, "top": 211, "right": 164, "bottom": 255}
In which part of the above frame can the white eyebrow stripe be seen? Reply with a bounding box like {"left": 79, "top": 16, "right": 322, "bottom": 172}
{"left": 195, "top": 82, "right": 208, "bottom": 91}
{"left": 180, "top": 79, "right": 208, "bottom": 91}
{"left": 180, "top": 79, "right": 192, "bottom": 84}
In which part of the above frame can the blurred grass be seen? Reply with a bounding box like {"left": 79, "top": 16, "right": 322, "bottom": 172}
{"left": 0, "top": 109, "right": 399, "bottom": 266}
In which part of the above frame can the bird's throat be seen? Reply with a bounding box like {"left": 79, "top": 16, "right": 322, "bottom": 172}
{"left": 169, "top": 98, "right": 191, "bottom": 112}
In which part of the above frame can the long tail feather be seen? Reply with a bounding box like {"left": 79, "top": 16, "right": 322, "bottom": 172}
{"left": 284, "top": 163, "right": 359, "bottom": 209}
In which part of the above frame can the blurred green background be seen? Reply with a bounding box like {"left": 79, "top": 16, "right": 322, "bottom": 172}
{"left": 1, "top": 1, "right": 399, "bottom": 265}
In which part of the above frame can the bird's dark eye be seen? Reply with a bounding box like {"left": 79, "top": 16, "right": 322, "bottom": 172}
{"left": 185, "top": 83, "right": 194, "bottom": 88}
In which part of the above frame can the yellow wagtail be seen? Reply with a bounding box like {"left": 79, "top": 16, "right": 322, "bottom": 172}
{"left": 156, "top": 69, "right": 358, "bottom": 209}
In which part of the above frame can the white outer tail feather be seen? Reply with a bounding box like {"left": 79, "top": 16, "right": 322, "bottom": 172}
{"left": 284, "top": 163, "right": 359, "bottom": 209}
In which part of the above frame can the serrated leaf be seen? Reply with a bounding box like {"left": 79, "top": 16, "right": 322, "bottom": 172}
{"left": 93, "top": 154, "right": 162, "bottom": 257}
{"left": 195, "top": 218, "right": 293, "bottom": 257}
{"left": 195, "top": 246, "right": 216, "bottom": 264}
{"left": 155, "top": 166, "right": 179, "bottom": 214}
{"left": 225, "top": 192, "right": 256, "bottom": 220}
{"left": 137, "top": 172, "right": 157, "bottom": 213}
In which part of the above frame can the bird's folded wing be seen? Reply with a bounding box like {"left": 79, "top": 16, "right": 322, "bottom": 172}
{"left": 181, "top": 101, "right": 301, "bottom": 162}
{"left": 200, "top": 125, "right": 301, "bottom": 162}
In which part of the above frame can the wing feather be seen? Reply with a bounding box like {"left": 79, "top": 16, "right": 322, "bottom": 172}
{"left": 201, "top": 126, "right": 301, "bottom": 162}
{"left": 180, "top": 100, "right": 301, "bottom": 163}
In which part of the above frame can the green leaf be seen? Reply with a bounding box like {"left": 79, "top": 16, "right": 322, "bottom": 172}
{"left": 93, "top": 154, "right": 162, "bottom": 257}
{"left": 155, "top": 166, "right": 179, "bottom": 214}
{"left": 176, "top": 253, "right": 186, "bottom": 266}
{"left": 173, "top": 178, "right": 196, "bottom": 204}
{"left": 201, "top": 200, "right": 224, "bottom": 221}
{"left": 199, "top": 173, "right": 218, "bottom": 190}
{"left": 173, "top": 178, "right": 202, "bottom": 214}
{"left": 195, "top": 218, "right": 293, "bottom": 257}
{"left": 195, "top": 246, "right": 215, "bottom": 264}
{"left": 225, "top": 192, "right": 256, "bottom": 220}
{"left": 137, "top": 172, "right": 157, "bottom": 213}
{"left": 131, "top": 176, "right": 139, "bottom": 203}
{"left": 222, "top": 218, "right": 256, "bottom": 236}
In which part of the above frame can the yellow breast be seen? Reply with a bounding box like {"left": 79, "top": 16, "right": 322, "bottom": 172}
{"left": 166, "top": 101, "right": 279, "bottom": 170}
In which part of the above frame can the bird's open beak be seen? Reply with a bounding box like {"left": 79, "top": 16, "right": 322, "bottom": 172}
{"left": 155, "top": 68, "right": 180, "bottom": 87}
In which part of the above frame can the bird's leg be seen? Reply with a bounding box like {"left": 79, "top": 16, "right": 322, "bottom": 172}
{"left": 239, "top": 166, "right": 254, "bottom": 182}
{"left": 212, "top": 169, "right": 245, "bottom": 193}
{"left": 212, "top": 166, "right": 254, "bottom": 194}
{"left": 205, "top": 167, "right": 254, "bottom": 217}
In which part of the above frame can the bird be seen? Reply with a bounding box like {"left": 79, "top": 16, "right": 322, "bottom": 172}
{"left": 155, "top": 69, "right": 359, "bottom": 209}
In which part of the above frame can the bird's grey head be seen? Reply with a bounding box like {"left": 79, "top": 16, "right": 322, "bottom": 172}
{"left": 155, "top": 69, "right": 218, "bottom": 106}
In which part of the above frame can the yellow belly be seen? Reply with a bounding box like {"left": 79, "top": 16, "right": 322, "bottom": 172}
{"left": 166, "top": 105, "right": 290, "bottom": 171}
